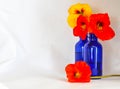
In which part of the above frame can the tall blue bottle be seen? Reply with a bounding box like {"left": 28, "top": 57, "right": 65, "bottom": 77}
{"left": 84, "top": 33, "right": 102, "bottom": 77}
{"left": 75, "top": 37, "right": 87, "bottom": 62}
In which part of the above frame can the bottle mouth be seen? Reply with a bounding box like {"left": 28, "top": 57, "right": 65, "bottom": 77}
{"left": 79, "top": 36, "right": 87, "bottom": 41}
{"left": 88, "top": 33, "right": 96, "bottom": 37}
{"left": 87, "top": 33, "right": 97, "bottom": 41}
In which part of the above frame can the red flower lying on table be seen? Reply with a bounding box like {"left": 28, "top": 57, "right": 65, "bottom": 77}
{"left": 65, "top": 61, "right": 91, "bottom": 82}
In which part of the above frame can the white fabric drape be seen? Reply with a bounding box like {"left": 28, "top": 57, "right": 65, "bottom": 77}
{"left": 0, "top": 0, "right": 120, "bottom": 88}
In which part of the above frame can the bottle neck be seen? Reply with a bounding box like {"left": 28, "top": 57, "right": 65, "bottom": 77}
{"left": 87, "top": 33, "right": 98, "bottom": 41}
{"left": 79, "top": 37, "right": 87, "bottom": 43}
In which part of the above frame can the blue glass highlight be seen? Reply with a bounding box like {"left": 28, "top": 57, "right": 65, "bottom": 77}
{"left": 84, "top": 33, "right": 102, "bottom": 77}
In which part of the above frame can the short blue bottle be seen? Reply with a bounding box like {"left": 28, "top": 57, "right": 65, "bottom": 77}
{"left": 75, "top": 37, "right": 87, "bottom": 62}
{"left": 84, "top": 33, "right": 102, "bottom": 77}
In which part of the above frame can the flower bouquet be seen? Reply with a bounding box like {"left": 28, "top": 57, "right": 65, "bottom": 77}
{"left": 65, "top": 3, "right": 116, "bottom": 83}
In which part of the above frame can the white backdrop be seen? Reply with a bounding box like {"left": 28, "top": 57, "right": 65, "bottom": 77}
{"left": 0, "top": 0, "right": 120, "bottom": 82}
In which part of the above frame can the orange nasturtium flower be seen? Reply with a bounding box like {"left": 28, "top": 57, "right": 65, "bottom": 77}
{"left": 89, "top": 13, "right": 115, "bottom": 40}
{"left": 65, "top": 61, "right": 91, "bottom": 82}
{"left": 67, "top": 3, "right": 92, "bottom": 28}
{"left": 73, "top": 15, "right": 89, "bottom": 40}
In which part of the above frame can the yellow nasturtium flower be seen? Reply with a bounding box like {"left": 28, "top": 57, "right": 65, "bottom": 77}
{"left": 67, "top": 3, "right": 92, "bottom": 28}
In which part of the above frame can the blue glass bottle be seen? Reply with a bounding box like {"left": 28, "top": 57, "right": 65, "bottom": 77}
{"left": 75, "top": 37, "right": 87, "bottom": 62}
{"left": 84, "top": 33, "right": 102, "bottom": 77}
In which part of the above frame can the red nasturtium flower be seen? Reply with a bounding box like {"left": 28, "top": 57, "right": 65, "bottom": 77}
{"left": 73, "top": 15, "right": 89, "bottom": 40}
{"left": 89, "top": 13, "right": 115, "bottom": 41}
{"left": 65, "top": 61, "right": 91, "bottom": 82}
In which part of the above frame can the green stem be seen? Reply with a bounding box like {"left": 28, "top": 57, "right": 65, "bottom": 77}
{"left": 91, "top": 74, "right": 120, "bottom": 79}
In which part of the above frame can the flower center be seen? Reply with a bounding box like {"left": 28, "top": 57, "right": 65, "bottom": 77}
{"left": 75, "top": 72, "right": 81, "bottom": 78}
{"left": 81, "top": 22, "right": 86, "bottom": 30}
{"left": 75, "top": 8, "right": 84, "bottom": 15}
{"left": 97, "top": 21, "right": 103, "bottom": 30}
{"left": 81, "top": 8, "right": 84, "bottom": 14}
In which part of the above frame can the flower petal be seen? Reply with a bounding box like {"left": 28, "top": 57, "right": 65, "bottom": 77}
{"left": 67, "top": 14, "right": 79, "bottom": 28}
{"left": 94, "top": 27, "right": 115, "bottom": 41}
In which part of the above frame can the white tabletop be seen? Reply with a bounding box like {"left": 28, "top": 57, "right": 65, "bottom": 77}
{"left": 1, "top": 72, "right": 120, "bottom": 89}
